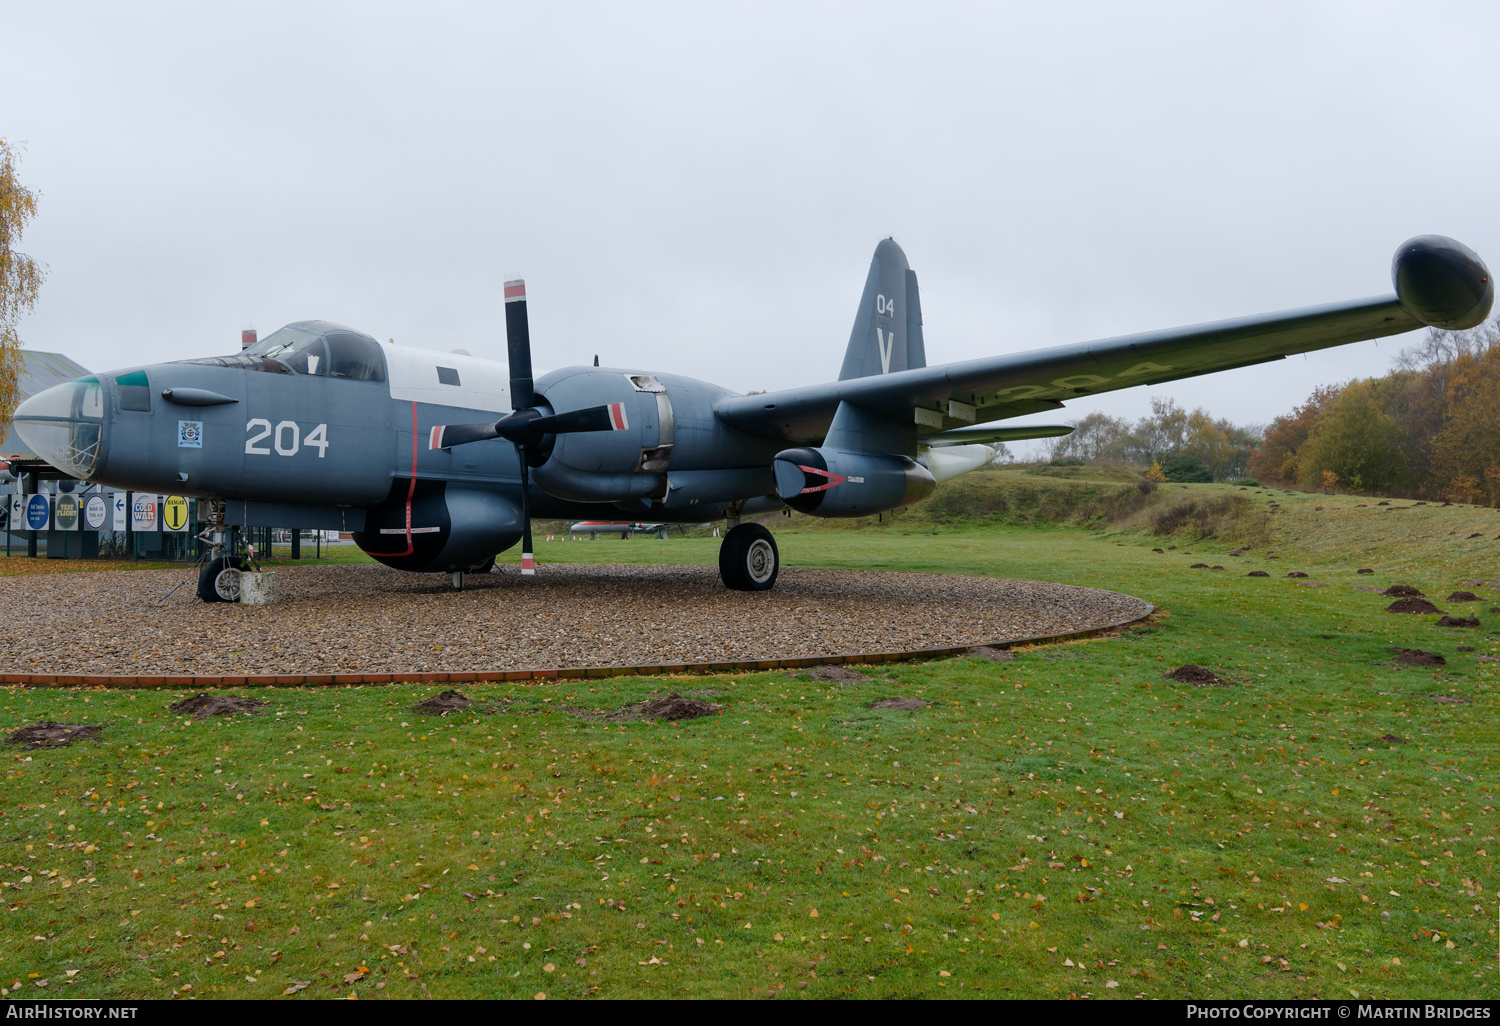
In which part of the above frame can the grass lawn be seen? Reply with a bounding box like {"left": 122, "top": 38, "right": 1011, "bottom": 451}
{"left": 1, "top": 483, "right": 1497, "bottom": 1000}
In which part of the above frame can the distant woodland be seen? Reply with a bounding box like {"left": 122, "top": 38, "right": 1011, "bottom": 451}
{"left": 1038, "top": 319, "right": 1500, "bottom": 504}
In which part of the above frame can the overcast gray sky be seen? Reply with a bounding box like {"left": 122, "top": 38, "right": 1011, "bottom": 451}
{"left": 4, "top": 1, "right": 1497, "bottom": 443}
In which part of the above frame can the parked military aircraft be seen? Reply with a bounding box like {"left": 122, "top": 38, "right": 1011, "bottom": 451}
{"left": 568, "top": 521, "right": 679, "bottom": 538}
{"left": 11, "top": 235, "right": 1492, "bottom": 602}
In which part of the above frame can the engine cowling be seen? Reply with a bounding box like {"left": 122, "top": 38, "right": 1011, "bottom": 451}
{"left": 772, "top": 447, "right": 935, "bottom": 518}
{"left": 353, "top": 482, "right": 523, "bottom": 573}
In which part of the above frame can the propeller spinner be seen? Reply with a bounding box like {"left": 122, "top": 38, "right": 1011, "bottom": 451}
{"left": 430, "top": 279, "right": 627, "bottom": 575}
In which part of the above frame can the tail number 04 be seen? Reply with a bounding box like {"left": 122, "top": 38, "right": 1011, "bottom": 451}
{"left": 245, "top": 419, "right": 329, "bottom": 458}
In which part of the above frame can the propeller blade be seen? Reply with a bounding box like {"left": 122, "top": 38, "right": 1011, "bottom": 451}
{"left": 505, "top": 279, "right": 535, "bottom": 411}
{"left": 431, "top": 403, "right": 627, "bottom": 450}
{"left": 516, "top": 443, "right": 535, "bottom": 575}
{"left": 530, "top": 403, "right": 627, "bottom": 435}
{"left": 427, "top": 422, "right": 499, "bottom": 449}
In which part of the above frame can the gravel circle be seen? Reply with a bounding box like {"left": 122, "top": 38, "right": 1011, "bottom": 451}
{"left": 0, "top": 563, "right": 1150, "bottom": 676}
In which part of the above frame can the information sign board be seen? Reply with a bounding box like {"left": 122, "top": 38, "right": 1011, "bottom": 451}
{"left": 162, "top": 495, "right": 189, "bottom": 532}
{"left": 83, "top": 494, "right": 108, "bottom": 531}
{"left": 54, "top": 493, "right": 80, "bottom": 531}
{"left": 111, "top": 492, "right": 127, "bottom": 531}
{"left": 25, "top": 494, "right": 50, "bottom": 531}
{"left": 131, "top": 493, "right": 159, "bottom": 532}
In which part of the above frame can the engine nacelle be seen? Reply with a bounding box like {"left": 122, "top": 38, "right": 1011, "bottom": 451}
{"left": 353, "top": 483, "right": 523, "bottom": 573}
{"left": 772, "top": 447, "right": 935, "bottom": 518}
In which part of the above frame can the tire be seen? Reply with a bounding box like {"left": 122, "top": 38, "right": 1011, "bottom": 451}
{"left": 198, "top": 556, "right": 245, "bottom": 603}
{"left": 718, "top": 523, "right": 779, "bottom": 591}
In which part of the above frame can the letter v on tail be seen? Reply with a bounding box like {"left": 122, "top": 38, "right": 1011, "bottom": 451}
{"left": 877, "top": 327, "right": 896, "bottom": 374}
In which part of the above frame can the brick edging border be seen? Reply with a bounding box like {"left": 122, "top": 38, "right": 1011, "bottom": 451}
{"left": 3, "top": 604, "right": 1155, "bottom": 689}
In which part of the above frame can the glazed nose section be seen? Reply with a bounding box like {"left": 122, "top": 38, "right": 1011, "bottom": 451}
{"left": 12, "top": 378, "right": 106, "bottom": 479}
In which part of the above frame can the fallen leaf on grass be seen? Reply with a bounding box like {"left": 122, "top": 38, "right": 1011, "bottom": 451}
{"left": 283, "top": 981, "right": 310, "bottom": 995}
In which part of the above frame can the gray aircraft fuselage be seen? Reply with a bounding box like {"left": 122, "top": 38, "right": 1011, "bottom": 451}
{"left": 13, "top": 322, "right": 785, "bottom": 573}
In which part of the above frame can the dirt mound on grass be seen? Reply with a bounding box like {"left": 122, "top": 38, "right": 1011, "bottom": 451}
{"left": 1285, "top": 572, "right": 1309, "bottom": 578}
{"left": 639, "top": 693, "right": 721, "bottom": 721}
{"left": 808, "top": 665, "right": 881, "bottom": 685}
{"left": 1378, "top": 733, "right": 1406, "bottom": 744}
{"left": 6, "top": 722, "right": 102, "bottom": 748}
{"left": 1436, "top": 615, "right": 1481, "bottom": 628}
{"left": 415, "top": 690, "right": 475, "bottom": 715}
{"left": 1387, "top": 598, "right": 1443, "bottom": 614}
{"left": 1446, "top": 591, "right": 1481, "bottom": 602}
{"left": 870, "top": 697, "right": 936, "bottom": 710}
{"left": 1383, "top": 584, "right": 1425, "bottom": 597}
{"left": 1387, "top": 648, "right": 1446, "bottom": 667}
{"left": 169, "top": 693, "right": 266, "bottom": 718}
{"left": 964, "top": 646, "right": 1014, "bottom": 662}
{"left": 1247, "top": 570, "right": 1270, "bottom": 577}
{"left": 1357, "top": 569, "right": 1375, "bottom": 575}
{"left": 1163, "top": 664, "right": 1229, "bottom": 686}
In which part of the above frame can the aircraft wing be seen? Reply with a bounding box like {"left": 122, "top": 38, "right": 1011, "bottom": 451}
{"left": 715, "top": 294, "right": 1420, "bottom": 445}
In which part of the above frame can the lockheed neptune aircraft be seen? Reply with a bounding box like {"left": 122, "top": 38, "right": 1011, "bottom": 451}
{"left": 11, "top": 235, "right": 1493, "bottom": 602}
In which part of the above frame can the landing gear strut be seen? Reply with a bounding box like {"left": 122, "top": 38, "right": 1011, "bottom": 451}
{"left": 195, "top": 499, "right": 244, "bottom": 603}
{"left": 719, "top": 522, "right": 779, "bottom": 591}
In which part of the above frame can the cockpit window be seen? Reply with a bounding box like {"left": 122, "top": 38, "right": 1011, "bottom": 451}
{"left": 244, "top": 327, "right": 327, "bottom": 375}
{"left": 169, "top": 323, "right": 386, "bottom": 381}
{"left": 324, "top": 331, "right": 387, "bottom": 382}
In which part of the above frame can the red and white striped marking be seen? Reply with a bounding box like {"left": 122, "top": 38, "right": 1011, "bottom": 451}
{"left": 428, "top": 425, "right": 445, "bottom": 450}
{"left": 521, "top": 551, "right": 535, "bottom": 575}
{"left": 609, "top": 402, "right": 629, "bottom": 430}
{"left": 504, "top": 279, "right": 526, "bottom": 303}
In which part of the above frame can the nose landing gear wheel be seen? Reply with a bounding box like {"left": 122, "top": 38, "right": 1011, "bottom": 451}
{"left": 198, "top": 556, "right": 245, "bottom": 603}
{"left": 718, "top": 523, "right": 779, "bottom": 591}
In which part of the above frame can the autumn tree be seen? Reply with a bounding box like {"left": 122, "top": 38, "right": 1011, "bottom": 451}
{"left": 1427, "top": 346, "right": 1500, "bottom": 505}
{"left": 1044, "top": 411, "right": 1133, "bottom": 463}
{"left": 1294, "top": 379, "right": 1410, "bottom": 495}
{"left": 1246, "top": 384, "right": 1341, "bottom": 486}
{"left": 0, "top": 140, "right": 44, "bottom": 427}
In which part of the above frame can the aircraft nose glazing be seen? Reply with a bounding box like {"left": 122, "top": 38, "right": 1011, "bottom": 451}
{"left": 12, "top": 378, "right": 106, "bottom": 479}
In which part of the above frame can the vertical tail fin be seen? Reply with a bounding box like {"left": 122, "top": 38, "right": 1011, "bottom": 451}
{"left": 838, "top": 238, "right": 927, "bottom": 380}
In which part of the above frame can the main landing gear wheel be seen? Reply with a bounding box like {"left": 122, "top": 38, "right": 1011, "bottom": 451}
{"left": 719, "top": 523, "right": 779, "bottom": 591}
{"left": 198, "top": 556, "right": 245, "bottom": 603}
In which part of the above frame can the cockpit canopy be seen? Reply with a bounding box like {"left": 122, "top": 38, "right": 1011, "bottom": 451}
{"left": 177, "top": 321, "right": 387, "bottom": 381}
